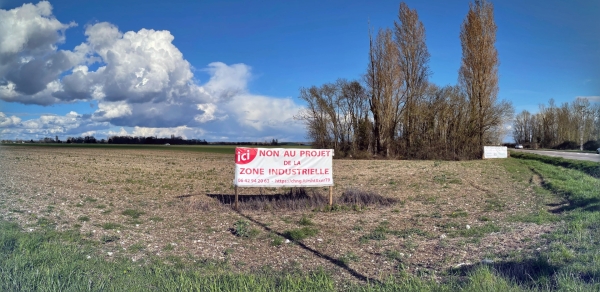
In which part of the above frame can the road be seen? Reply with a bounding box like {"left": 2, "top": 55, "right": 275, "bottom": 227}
{"left": 513, "top": 149, "right": 600, "bottom": 163}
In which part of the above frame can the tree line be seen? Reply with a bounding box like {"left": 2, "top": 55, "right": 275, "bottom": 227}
{"left": 296, "top": 0, "right": 513, "bottom": 160}
{"left": 3, "top": 136, "right": 293, "bottom": 146}
{"left": 106, "top": 135, "right": 208, "bottom": 145}
{"left": 513, "top": 98, "right": 600, "bottom": 151}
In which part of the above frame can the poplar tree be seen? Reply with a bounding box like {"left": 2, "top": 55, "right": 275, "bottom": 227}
{"left": 459, "top": 0, "right": 500, "bottom": 154}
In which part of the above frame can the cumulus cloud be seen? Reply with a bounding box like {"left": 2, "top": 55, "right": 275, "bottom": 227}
{"left": 0, "top": 111, "right": 111, "bottom": 139}
{"left": 0, "top": 112, "right": 21, "bottom": 127}
{"left": 0, "top": 1, "right": 308, "bottom": 141}
{"left": 203, "top": 62, "right": 251, "bottom": 102}
{"left": 0, "top": 1, "right": 83, "bottom": 104}
{"left": 54, "top": 22, "right": 209, "bottom": 104}
{"left": 223, "top": 94, "right": 303, "bottom": 132}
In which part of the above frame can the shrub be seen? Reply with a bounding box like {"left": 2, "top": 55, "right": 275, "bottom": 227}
{"left": 212, "top": 188, "right": 329, "bottom": 212}
{"left": 232, "top": 220, "right": 258, "bottom": 238}
{"left": 583, "top": 140, "right": 600, "bottom": 151}
{"left": 298, "top": 215, "right": 314, "bottom": 226}
{"left": 337, "top": 189, "right": 397, "bottom": 207}
{"left": 553, "top": 141, "right": 578, "bottom": 150}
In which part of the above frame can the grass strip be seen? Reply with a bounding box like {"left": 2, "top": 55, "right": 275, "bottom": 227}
{"left": 510, "top": 151, "right": 600, "bottom": 178}
{"left": 0, "top": 217, "right": 552, "bottom": 291}
{"left": 502, "top": 156, "right": 600, "bottom": 290}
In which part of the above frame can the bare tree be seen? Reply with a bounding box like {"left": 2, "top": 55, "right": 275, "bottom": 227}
{"left": 513, "top": 110, "right": 533, "bottom": 145}
{"left": 296, "top": 86, "right": 332, "bottom": 149}
{"left": 366, "top": 28, "right": 403, "bottom": 157}
{"left": 573, "top": 97, "right": 592, "bottom": 150}
{"left": 296, "top": 80, "right": 370, "bottom": 155}
{"left": 339, "top": 80, "right": 370, "bottom": 154}
{"left": 394, "top": 2, "right": 430, "bottom": 155}
{"left": 459, "top": 0, "right": 500, "bottom": 155}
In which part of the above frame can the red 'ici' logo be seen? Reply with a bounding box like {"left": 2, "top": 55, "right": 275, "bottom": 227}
{"left": 235, "top": 148, "right": 258, "bottom": 164}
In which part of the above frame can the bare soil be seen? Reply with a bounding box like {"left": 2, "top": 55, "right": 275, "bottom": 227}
{"left": 0, "top": 146, "right": 560, "bottom": 283}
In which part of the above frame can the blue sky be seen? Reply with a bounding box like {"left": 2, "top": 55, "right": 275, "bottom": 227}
{"left": 0, "top": 0, "right": 598, "bottom": 142}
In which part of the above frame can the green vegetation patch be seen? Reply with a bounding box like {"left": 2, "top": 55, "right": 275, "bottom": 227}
{"left": 121, "top": 209, "right": 145, "bottom": 219}
{"left": 283, "top": 227, "right": 319, "bottom": 241}
{"left": 511, "top": 151, "right": 600, "bottom": 178}
{"left": 233, "top": 219, "right": 259, "bottom": 238}
{"left": 0, "top": 219, "right": 338, "bottom": 291}
{"left": 101, "top": 222, "right": 121, "bottom": 230}
{"left": 298, "top": 215, "right": 314, "bottom": 226}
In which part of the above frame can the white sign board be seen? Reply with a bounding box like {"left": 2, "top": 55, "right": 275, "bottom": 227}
{"left": 483, "top": 146, "right": 508, "bottom": 159}
{"left": 234, "top": 147, "right": 333, "bottom": 187}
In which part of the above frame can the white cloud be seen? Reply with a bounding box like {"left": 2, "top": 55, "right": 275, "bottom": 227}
{"left": 0, "top": 111, "right": 111, "bottom": 139}
{"left": 57, "top": 22, "right": 208, "bottom": 104}
{"left": 224, "top": 94, "right": 303, "bottom": 132}
{"left": 107, "top": 127, "right": 129, "bottom": 137}
{"left": 0, "top": 80, "right": 64, "bottom": 105}
{"left": 0, "top": 112, "right": 21, "bottom": 127}
{"left": 0, "top": 1, "right": 81, "bottom": 102}
{"left": 0, "top": 2, "right": 308, "bottom": 141}
{"left": 203, "top": 62, "right": 251, "bottom": 102}
{"left": 92, "top": 101, "right": 132, "bottom": 120}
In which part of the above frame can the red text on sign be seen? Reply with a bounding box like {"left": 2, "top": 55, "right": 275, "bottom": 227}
{"left": 259, "top": 150, "right": 280, "bottom": 157}
{"left": 299, "top": 150, "right": 330, "bottom": 157}
{"left": 239, "top": 168, "right": 264, "bottom": 175}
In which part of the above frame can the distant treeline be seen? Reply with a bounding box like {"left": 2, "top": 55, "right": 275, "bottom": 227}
{"left": 4, "top": 136, "right": 301, "bottom": 147}
{"left": 106, "top": 135, "right": 207, "bottom": 145}
{"left": 513, "top": 98, "right": 600, "bottom": 151}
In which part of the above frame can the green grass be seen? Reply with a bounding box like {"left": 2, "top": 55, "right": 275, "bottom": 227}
{"left": 448, "top": 209, "right": 469, "bottom": 218}
{"left": 128, "top": 242, "right": 146, "bottom": 252}
{"left": 510, "top": 151, "right": 600, "bottom": 178}
{"left": 283, "top": 227, "right": 319, "bottom": 241}
{"left": 101, "top": 222, "right": 121, "bottom": 230}
{"left": 382, "top": 249, "right": 404, "bottom": 262}
{"left": 500, "top": 155, "right": 600, "bottom": 289}
{"left": 452, "top": 223, "right": 501, "bottom": 238}
{"left": 233, "top": 219, "right": 259, "bottom": 238}
{"left": 359, "top": 222, "right": 389, "bottom": 242}
{"left": 0, "top": 220, "right": 339, "bottom": 291}
{"left": 121, "top": 209, "right": 145, "bottom": 219}
{"left": 270, "top": 233, "right": 284, "bottom": 246}
{"left": 5, "top": 217, "right": 595, "bottom": 291}
{"left": 338, "top": 251, "right": 360, "bottom": 266}
{"left": 360, "top": 223, "right": 431, "bottom": 243}
{"left": 298, "top": 215, "right": 314, "bottom": 226}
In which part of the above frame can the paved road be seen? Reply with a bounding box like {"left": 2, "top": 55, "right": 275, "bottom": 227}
{"left": 513, "top": 149, "right": 600, "bottom": 163}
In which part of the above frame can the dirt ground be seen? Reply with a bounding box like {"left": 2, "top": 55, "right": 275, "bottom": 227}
{"left": 0, "top": 146, "right": 559, "bottom": 283}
